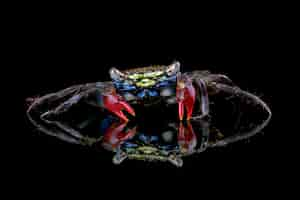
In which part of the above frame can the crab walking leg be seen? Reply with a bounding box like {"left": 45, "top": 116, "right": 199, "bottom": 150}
{"left": 27, "top": 110, "right": 83, "bottom": 145}
{"left": 192, "top": 79, "right": 209, "bottom": 119}
{"left": 26, "top": 85, "right": 84, "bottom": 116}
{"left": 210, "top": 83, "right": 272, "bottom": 147}
{"left": 198, "top": 79, "right": 209, "bottom": 116}
{"left": 26, "top": 85, "right": 92, "bottom": 144}
{"left": 203, "top": 74, "right": 234, "bottom": 86}
{"left": 196, "top": 120, "right": 210, "bottom": 153}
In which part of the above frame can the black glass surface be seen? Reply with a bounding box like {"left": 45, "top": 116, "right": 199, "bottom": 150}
{"left": 13, "top": 16, "right": 287, "bottom": 192}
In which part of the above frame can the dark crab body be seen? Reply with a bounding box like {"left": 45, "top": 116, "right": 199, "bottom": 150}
{"left": 26, "top": 61, "right": 271, "bottom": 134}
{"left": 105, "top": 61, "right": 213, "bottom": 121}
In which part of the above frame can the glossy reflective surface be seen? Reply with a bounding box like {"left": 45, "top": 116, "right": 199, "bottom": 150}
{"left": 26, "top": 81, "right": 271, "bottom": 167}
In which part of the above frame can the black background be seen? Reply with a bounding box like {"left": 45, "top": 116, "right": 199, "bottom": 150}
{"left": 9, "top": 4, "right": 293, "bottom": 197}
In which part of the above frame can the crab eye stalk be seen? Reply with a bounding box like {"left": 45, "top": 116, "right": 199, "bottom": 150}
{"left": 166, "top": 61, "right": 180, "bottom": 76}
{"left": 109, "top": 67, "right": 127, "bottom": 81}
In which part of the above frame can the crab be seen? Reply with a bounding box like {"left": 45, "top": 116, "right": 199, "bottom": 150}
{"left": 101, "top": 61, "right": 215, "bottom": 122}
{"left": 27, "top": 61, "right": 271, "bottom": 128}
{"left": 26, "top": 62, "right": 272, "bottom": 166}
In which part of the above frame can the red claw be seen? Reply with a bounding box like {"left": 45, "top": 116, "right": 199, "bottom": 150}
{"left": 103, "top": 122, "right": 137, "bottom": 151}
{"left": 118, "top": 101, "right": 135, "bottom": 117}
{"left": 103, "top": 93, "right": 135, "bottom": 122}
{"left": 178, "top": 122, "right": 197, "bottom": 154}
{"left": 176, "top": 74, "right": 196, "bottom": 121}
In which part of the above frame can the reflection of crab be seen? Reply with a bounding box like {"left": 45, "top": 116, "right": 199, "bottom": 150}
{"left": 100, "top": 119, "right": 210, "bottom": 167}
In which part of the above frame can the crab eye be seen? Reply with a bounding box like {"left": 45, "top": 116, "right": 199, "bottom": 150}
{"left": 166, "top": 62, "right": 180, "bottom": 76}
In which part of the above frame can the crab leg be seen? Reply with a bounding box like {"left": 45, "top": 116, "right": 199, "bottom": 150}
{"left": 196, "top": 79, "right": 209, "bottom": 118}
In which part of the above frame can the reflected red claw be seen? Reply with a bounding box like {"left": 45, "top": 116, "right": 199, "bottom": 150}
{"left": 103, "top": 122, "right": 137, "bottom": 151}
{"left": 121, "top": 126, "right": 137, "bottom": 140}
{"left": 178, "top": 122, "right": 197, "bottom": 154}
{"left": 178, "top": 101, "right": 184, "bottom": 121}
{"left": 178, "top": 122, "right": 195, "bottom": 141}
{"left": 105, "top": 123, "right": 127, "bottom": 139}
{"left": 107, "top": 123, "right": 136, "bottom": 141}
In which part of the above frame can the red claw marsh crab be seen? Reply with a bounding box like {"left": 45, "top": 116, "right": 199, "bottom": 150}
{"left": 26, "top": 61, "right": 272, "bottom": 166}
{"left": 106, "top": 61, "right": 209, "bottom": 121}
